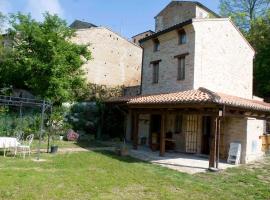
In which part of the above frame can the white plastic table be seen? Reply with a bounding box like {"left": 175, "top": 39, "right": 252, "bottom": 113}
{"left": 0, "top": 137, "right": 19, "bottom": 157}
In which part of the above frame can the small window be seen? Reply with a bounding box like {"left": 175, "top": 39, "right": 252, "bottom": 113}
{"left": 153, "top": 38, "right": 160, "bottom": 52}
{"left": 266, "top": 121, "right": 270, "bottom": 134}
{"left": 177, "top": 57, "right": 185, "bottom": 80}
{"left": 178, "top": 30, "right": 187, "bottom": 45}
{"left": 175, "top": 115, "right": 183, "bottom": 134}
{"left": 152, "top": 62, "right": 159, "bottom": 84}
{"left": 134, "top": 39, "right": 136, "bottom": 43}
{"left": 146, "top": 34, "right": 149, "bottom": 37}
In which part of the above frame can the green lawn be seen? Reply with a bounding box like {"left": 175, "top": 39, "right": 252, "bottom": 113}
{"left": 31, "top": 139, "right": 110, "bottom": 150}
{"left": 0, "top": 151, "right": 269, "bottom": 200}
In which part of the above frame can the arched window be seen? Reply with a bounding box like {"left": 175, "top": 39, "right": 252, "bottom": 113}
{"left": 178, "top": 29, "right": 187, "bottom": 45}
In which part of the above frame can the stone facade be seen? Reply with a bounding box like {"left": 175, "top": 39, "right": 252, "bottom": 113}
{"left": 127, "top": 1, "right": 266, "bottom": 164}
{"left": 141, "top": 24, "right": 195, "bottom": 95}
{"left": 155, "top": 1, "right": 216, "bottom": 32}
{"left": 193, "top": 19, "right": 254, "bottom": 99}
{"left": 140, "top": 18, "right": 255, "bottom": 98}
{"left": 72, "top": 27, "right": 142, "bottom": 87}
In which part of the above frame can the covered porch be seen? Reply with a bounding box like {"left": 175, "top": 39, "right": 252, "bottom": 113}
{"left": 120, "top": 88, "right": 270, "bottom": 170}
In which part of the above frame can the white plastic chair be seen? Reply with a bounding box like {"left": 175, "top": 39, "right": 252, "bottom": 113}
{"left": 17, "top": 134, "right": 34, "bottom": 159}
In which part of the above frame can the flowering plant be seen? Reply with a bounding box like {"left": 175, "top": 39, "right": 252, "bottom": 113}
{"left": 66, "top": 129, "right": 79, "bottom": 141}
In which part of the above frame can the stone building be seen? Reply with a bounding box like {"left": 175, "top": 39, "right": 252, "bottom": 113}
{"left": 71, "top": 20, "right": 142, "bottom": 88}
{"left": 110, "top": 1, "right": 270, "bottom": 167}
{"left": 132, "top": 30, "right": 155, "bottom": 46}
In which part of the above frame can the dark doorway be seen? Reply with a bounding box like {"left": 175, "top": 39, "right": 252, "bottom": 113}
{"left": 201, "top": 116, "right": 212, "bottom": 155}
{"left": 149, "top": 115, "right": 161, "bottom": 151}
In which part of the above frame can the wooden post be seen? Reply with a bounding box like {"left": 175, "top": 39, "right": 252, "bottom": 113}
{"left": 133, "top": 111, "right": 139, "bottom": 150}
{"left": 160, "top": 111, "right": 166, "bottom": 156}
{"left": 209, "top": 117, "right": 218, "bottom": 169}
{"left": 216, "top": 118, "right": 221, "bottom": 169}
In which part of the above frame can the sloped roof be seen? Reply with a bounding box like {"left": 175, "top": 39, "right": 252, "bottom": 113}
{"left": 140, "top": 19, "right": 192, "bottom": 43}
{"left": 132, "top": 30, "right": 155, "bottom": 39}
{"left": 109, "top": 88, "right": 270, "bottom": 112}
{"left": 70, "top": 20, "right": 97, "bottom": 29}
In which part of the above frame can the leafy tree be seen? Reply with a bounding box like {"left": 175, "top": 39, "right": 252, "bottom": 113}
{"left": 220, "top": 0, "right": 270, "bottom": 31}
{"left": 0, "top": 13, "right": 91, "bottom": 105}
{"left": 0, "top": 12, "right": 6, "bottom": 56}
{"left": 250, "top": 12, "right": 270, "bottom": 97}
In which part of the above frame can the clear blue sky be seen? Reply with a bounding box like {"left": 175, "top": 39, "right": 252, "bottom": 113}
{"left": 0, "top": 0, "right": 220, "bottom": 38}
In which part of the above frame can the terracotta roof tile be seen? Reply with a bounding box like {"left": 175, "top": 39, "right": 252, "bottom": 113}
{"left": 108, "top": 88, "right": 270, "bottom": 112}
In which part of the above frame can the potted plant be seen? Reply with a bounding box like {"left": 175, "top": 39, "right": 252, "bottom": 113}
{"left": 50, "top": 135, "right": 59, "bottom": 154}
{"left": 116, "top": 139, "right": 129, "bottom": 156}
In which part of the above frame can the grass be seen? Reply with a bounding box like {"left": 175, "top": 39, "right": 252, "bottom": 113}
{"left": 0, "top": 151, "right": 269, "bottom": 200}
{"left": 31, "top": 139, "right": 110, "bottom": 150}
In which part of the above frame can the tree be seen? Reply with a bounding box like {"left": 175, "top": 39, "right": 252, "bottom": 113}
{"left": 0, "top": 12, "right": 6, "bottom": 56}
{"left": 251, "top": 12, "right": 270, "bottom": 97}
{"left": 220, "top": 0, "right": 270, "bottom": 31}
{"left": 0, "top": 13, "right": 91, "bottom": 105}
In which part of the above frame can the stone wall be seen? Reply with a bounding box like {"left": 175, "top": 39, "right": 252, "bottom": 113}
{"left": 141, "top": 24, "right": 195, "bottom": 95}
{"left": 155, "top": 2, "right": 211, "bottom": 32}
{"left": 193, "top": 19, "right": 255, "bottom": 99}
{"left": 72, "top": 27, "right": 142, "bottom": 87}
{"left": 221, "top": 117, "right": 247, "bottom": 163}
{"left": 221, "top": 117, "right": 265, "bottom": 164}
{"left": 123, "top": 85, "right": 141, "bottom": 96}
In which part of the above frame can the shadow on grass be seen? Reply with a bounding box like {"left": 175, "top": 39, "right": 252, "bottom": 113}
{"left": 74, "top": 140, "right": 113, "bottom": 149}
{"left": 92, "top": 149, "right": 147, "bottom": 164}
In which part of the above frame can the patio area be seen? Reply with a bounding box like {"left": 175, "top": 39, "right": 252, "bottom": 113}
{"left": 129, "top": 147, "right": 236, "bottom": 174}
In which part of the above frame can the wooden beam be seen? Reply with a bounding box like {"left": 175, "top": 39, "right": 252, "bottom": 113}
{"left": 127, "top": 108, "right": 219, "bottom": 116}
{"left": 160, "top": 112, "right": 166, "bottom": 156}
{"left": 132, "top": 111, "right": 139, "bottom": 150}
{"left": 216, "top": 118, "right": 221, "bottom": 169}
{"left": 209, "top": 117, "right": 218, "bottom": 169}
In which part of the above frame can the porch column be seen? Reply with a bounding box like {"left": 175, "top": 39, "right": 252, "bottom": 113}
{"left": 209, "top": 117, "right": 221, "bottom": 169}
{"left": 160, "top": 111, "right": 166, "bottom": 156}
{"left": 216, "top": 118, "right": 221, "bottom": 169}
{"left": 132, "top": 111, "right": 139, "bottom": 150}
{"left": 209, "top": 117, "right": 218, "bottom": 169}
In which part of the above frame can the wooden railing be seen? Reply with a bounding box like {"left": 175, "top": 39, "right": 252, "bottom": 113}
{"left": 260, "top": 135, "right": 270, "bottom": 152}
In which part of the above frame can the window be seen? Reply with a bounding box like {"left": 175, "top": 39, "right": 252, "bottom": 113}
{"left": 266, "top": 121, "right": 270, "bottom": 134}
{"left": 152, "top": 62, "right": 159, "bottom": 84}
{"left": 133, "top": 39, "right": 136, "bottom": 43}
{"left": 175, "top": 115, "right": 183, "bottom": 134}
{"left": 153, "top": 38, "right": 160, "bottom": 52}
{"left": 177, "top": 56, "right": 185, "bottom": 80}
{"left": 178, "top": 30, "right": 187, "bottom": 45}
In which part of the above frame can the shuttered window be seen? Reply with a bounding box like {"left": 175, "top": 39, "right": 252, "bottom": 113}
{"left": 178, "top": 30, "right": 187, "bottom": 45}
{"left": 177, "top": 57, "right": 185, "bottom": 80}
{"left": 153, "top": 39, "right": 160, "bottom": 52}
{"left": 152, "top": 62, "right": 159, "bottom": 84}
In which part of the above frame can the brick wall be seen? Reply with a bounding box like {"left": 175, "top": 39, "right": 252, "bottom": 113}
{"left": 155, "top": 2, "right": 211, "bottom": 32}
{"left": 141, "top": 25, "right": 195, "bottom": 95}
{"left": 72, "top": 27, "right": 142, "bottom": 87}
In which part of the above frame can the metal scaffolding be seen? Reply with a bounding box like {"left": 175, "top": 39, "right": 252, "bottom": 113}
{"left": 0, "top": 95, "right": 52, "bottom": 160}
